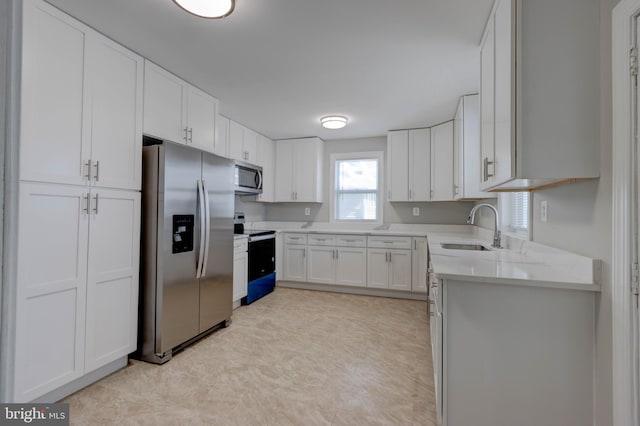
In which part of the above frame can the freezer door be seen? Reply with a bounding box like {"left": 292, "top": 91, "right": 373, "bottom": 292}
{"left": 199, "top": 153, "right": 234, "bottom": 332}
{"left": 158, "top": 143, "right": 204, "bottom": 353}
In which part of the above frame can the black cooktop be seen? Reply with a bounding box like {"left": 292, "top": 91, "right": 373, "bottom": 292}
{"left": 235, "top": 228, "right": 276, "bottom": 237}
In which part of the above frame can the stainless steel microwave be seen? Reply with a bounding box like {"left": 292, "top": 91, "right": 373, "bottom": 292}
{"left": 234, "top": 161, "right": 263, "bottom": 194}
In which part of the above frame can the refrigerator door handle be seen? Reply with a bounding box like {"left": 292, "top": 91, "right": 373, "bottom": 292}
{"left": 196, "top": 179, "right": 206, "bottom": 278}
{"left": 200, "top": 180, "right": 212, "bottom": 277}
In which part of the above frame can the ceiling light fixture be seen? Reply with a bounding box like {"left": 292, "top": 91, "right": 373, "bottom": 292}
{"left": 320, "top": 115, "right": 348, "bottom": 130}
{"left": 173, "top": 0, "right": 235, "bottom": 19}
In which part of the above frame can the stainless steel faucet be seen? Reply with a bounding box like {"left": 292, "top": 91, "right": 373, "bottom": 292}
{"left": 467, "top": 203, "right": 502, "bottom": 248}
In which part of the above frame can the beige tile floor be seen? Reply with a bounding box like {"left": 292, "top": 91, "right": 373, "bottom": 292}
{"left": 63, "top": 288, "right": 436, "bottom": 425}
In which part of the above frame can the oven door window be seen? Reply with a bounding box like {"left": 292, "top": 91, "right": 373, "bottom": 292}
{"left": 248, "top": 238, "right": 275, "bottom": 281}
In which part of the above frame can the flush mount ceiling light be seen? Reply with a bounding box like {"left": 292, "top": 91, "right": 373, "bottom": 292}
{"left": 320, "top": 115, "right": 348, "bottom": 130}
{"left": 173, "top": 0, "right": 235, "bottom": 18}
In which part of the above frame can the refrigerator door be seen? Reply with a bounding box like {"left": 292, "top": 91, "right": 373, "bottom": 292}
{"left": 199, "top": 153, "right": 234, "bottom": 332}
{"left": 158, "top": 143, "right": 204, "bottom": 353}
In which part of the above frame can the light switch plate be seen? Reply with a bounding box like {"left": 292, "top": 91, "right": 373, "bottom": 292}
{"left": 305, "top": 207, "right": 311, "bottom": 216}
{"left": 412, "top": 207, "right": 420, "bottom": 216}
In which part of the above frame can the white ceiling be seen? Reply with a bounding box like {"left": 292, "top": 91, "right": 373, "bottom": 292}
{"left": 45, "top": 0, "right": 494, "bottom": 141}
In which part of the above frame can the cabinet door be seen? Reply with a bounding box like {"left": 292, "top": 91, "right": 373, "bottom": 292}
{"left": 367, "top": 249, "right": 389, "bottom": 289}
{"left": 431, "top": 121, "right": 454, "bottom": 201}
{"left": 214, "top": 115, "right": 230, "bottom": 158}
{"left": 409, "top": 128, "right": 431, "bottom": 201}
{"left": 256, "top": 136, "right": 274, "bottom": 202}
{"left": 335, "top": 247, "right": 367, "bottom": 287}
{"left": 143, "top": 61, "right": 186, "bottom": 144}
{"left": 20, "top": 0, "right": 89, "bottom": 186}
{"left": 14, "top": 183, "right": 89, "bottom": 401}
{"left": 389, "top": 249, "right": 412, "bottom": 291}
{"left": 186, "top": 85, "right": 217, "bottom": 153}
{"left": 86, "top": 34, "right": 143, "bottom": 191}
{"left": 283, "top": 245, "right": 307, "bottom": 281}
{"left": 228, "top": 120, "right": 245, "bottom": 161}
{"left": 274, "top": 140, "right": 295, "bottom": 202}
{"left": 307, "top": 246, "right": 335, "bottom": 284}
{"left": 85, "top": 189, "right": 141, "bottom": 373}
{"left": 412, "top": 237, "right": 428, "bottom": 293}
{"left": 243, "top": 128, "right": 259, "bottom": 164}
{"left": 387, "top": 130, "right": 409, "bottom": 201}
{"left": 294, "top": 138, "right": 322, "bottom": 202}
{"left": 493, "top": 0, "right": 515, "bottom": 186}
{"left": 453, "top": 100, "right": 464, "bottom": 199}
{"left": 480, "top": 14, "right": 496, "bottom": 189}
{"left": 233, "top": 251, "right": 248, "bottom": 302}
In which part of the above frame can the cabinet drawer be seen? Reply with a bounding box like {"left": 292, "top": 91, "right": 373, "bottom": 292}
{"left": 335, "top": 235, "right": 366, "bottom": 247}
{"left": 283, "top": 233, "right": 307, "bottom": 245}
{"left": 307, "top": 234, "right": 335, "bottom": 246}
{"left": 234, "top": 237, "right": 248, "bottom": 252}
{"left": 367, "top": 235, "right": 412, "bottom": 249}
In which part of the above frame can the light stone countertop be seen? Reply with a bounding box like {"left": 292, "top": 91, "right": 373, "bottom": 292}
{"left": 248, "top": 221, "right": 601, "bottom": 292}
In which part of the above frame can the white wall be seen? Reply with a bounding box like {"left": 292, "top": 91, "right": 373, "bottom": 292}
{"left": 264, "top": 136, "right": 475, "bottom": 224}
{"left": 0, "top": 0, "right": 9, "bottom": 400}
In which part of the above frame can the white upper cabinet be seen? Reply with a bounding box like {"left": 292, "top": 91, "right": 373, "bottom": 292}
{"left": 186, "top": 85, "right": 217, "bottom": 152}
{"left": 228, "top": 120, "right": 259, "bottom": 164}
{"left": 256, "top": 135, "right": 275, "bottom": 203}
{"left": 143, "top": 61, "right": 218, "bottom": 153}
{"left": 454, "top": 95, "right": 494, "bottom": 200}
{"left": 214, "top": 114, "right": 230, "bottom": 158}
{"left": 430, "top": 121, "right": 454, "bottom": 201}
{"left": 20, "top": 1, "right": 143, "bottom": 190}
{"left": 387, "top": 129, "right": 431, "bottom": 202}
{"left": 85, "top": 34, "right": 143, "bottom": 191}
{"left": 480, "top": 0, "right": 599, "bottom": 191}
{"left": 274, "top": 137, "right": 323, "bottom": 203}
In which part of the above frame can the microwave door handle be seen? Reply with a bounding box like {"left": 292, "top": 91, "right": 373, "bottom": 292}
{"left": 196, "top": 180, "right": 206, "bottom": 279}
{"left": 256, "top": 170, "right": 263, "bottom": 190}
{"left": 201, "top": 180, "right": 211, "bottom": 277}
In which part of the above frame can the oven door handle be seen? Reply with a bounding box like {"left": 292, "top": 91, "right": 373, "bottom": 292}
{"left": 200, "top": 180, "right": 212, "bottom": 277}
{"left": 196, "top": 180, "right": 206, "bottom": 279}
{"left": 248, "top": 233, "right": 276, "bottom": 242}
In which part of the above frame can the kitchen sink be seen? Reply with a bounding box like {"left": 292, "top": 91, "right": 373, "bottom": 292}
{"left": 441, "top": 243, "right": 492, "bottom": 251}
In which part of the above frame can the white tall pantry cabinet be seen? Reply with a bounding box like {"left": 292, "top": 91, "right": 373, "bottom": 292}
{"left": 11, "top": 0, "right": 143, "bottom": 402}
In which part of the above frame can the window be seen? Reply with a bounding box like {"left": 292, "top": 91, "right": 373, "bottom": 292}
{"left": 499, "top": 192, "right": 530, "bottom": 238}
{"left": 331, "top": 152, "right": 383, "bottom": 223}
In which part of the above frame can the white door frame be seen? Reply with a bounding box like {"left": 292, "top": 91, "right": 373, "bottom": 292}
{"left": 613, "top": 1, "right": 640, "bottom": 425}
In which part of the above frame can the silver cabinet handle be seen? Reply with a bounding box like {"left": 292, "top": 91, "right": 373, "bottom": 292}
{"left": 92, "top": 193, "right": 99, "bottom": 214}
{"left": 303, "top": 248, "right": 306, "bottom": 258}
{"left": 84, "top": 160, "right": 92, "bottom": 181}
{"left": 93, "top": 160, "right": 100, "bottom": 182}
{"left": 409, "top": 189, "right": 412, "bottom": 200}
{"left": 83, "top": 193, "right": 90, "bottom": 214}
{"left": 335, "top": 249, "right": 339, "bottom": 259}
{"left": 389, "top": 252, "right": 392, "bottom": 262}
{"left": 184, "top": 127, "right": 189, "bottom": 142}
{"left": 188, "top": 128, "right": 193, "bottom": 143}
{"left": 483, "top": 157, "right": 494, "bottom": 181}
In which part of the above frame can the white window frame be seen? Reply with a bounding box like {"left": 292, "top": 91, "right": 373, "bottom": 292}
{"left": 330, "top": 151, "right": 384, "bottom": 225}
{"left": 498, "top": 192, "right": 532, "bottom": 240}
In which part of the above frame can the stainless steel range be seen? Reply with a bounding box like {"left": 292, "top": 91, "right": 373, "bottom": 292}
{"left": 234, "top": 213, "right": 276, "bottom": 304}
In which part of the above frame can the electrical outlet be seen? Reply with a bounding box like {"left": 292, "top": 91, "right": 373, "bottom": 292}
{"left": 304, "top": 207, "right": 311, "bottom": 216}
{"left": 412, "top": 207, "right": 420, "bottom": 216}
{"left": 540, "top": 200, "right": 548, "bottom": 223}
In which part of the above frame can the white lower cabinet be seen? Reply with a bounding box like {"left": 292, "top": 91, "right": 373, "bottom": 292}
{"left": 412, "top": 237, "right": 428, "bottom": 292}
{"left": 14, "top": 183, "right": 141, "bottom": 401}
{"left": 283, "top": 234, "right": 308, "bottom": 281}
{"left": 280, "top": 233, "right": 422, "bottom": 293}
{"left": 366, "top": 248, "right": 412, "bottom": 291}
{"left": 233, "top": 237, "right": 248, "bottom": 303}
{"left": 366, "top": 236, "right": 412, "bottom": 291}
{"left": 306, "top": 235, "right": 367, "bottom": 287}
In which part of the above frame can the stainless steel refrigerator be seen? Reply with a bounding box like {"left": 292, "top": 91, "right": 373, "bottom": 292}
{"left": 139, "top": 139, "right": 234, "bottom": 364}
